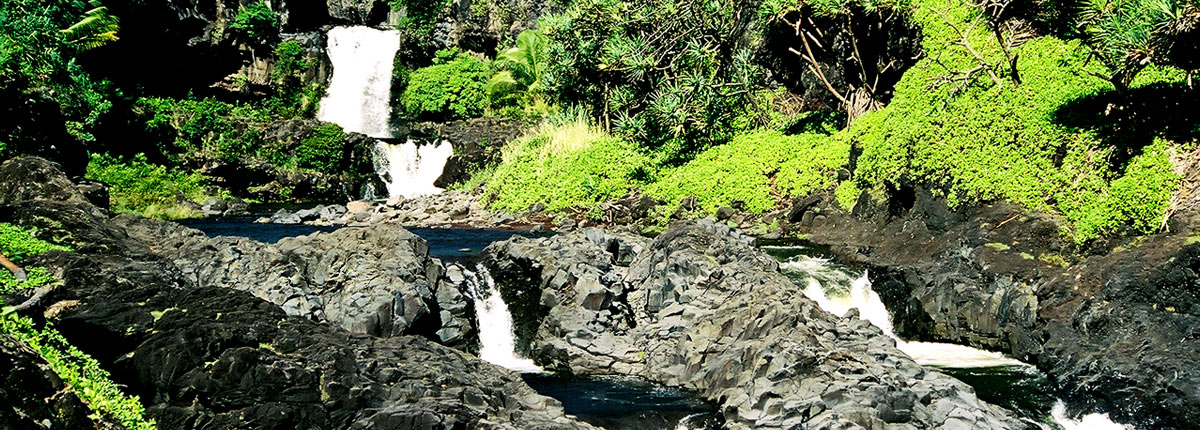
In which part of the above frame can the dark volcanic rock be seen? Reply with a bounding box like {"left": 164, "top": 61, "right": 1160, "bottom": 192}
{"left": 113, "top": 215, "right": 477, "bottom": 348}
{"left": 793, "top": 188, "right": 1200, "bottom": 429}
{"left": 0, "top": 341, "right": 98, "bottom": 430}
{"left": 482, "top": 219, "right": 1034, "bottom": 429}
{"left": 0, "top": 156, "right": 591, "bottom": 430}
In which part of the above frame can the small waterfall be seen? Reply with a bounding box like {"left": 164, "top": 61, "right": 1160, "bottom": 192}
{"left": 466, "top": 265, "right": 542, "bottom": 373}
{"left": 373, "top": 139, "right": 454, "bottom": 199}
{"left": 318, "top": 26, "right": 401, "bottom": 138}
{"left": 780, "top": 255, "right": 1130, "bottom": 429}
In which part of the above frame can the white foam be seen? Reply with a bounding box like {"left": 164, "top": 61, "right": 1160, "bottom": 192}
{"left": 1051, "top": 401, "right": 1129, "bottom": 430}
{"left": 469, "top": 265, "right": 542, "bottom": 373}
{"left": 374, "top": 139, "right": 453, "bottom": 198}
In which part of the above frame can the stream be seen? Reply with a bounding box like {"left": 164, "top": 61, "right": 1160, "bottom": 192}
{"left": 180, "top": 217, "right": 1128, "bottom": 429}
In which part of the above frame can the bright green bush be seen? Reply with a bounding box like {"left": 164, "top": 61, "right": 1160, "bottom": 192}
{"left": 228, "top": 2, "right": 279, "bottom": 42}
{"left": 294, "top": 124, "right": 348, "bottom": 174}
{"left": 85, "top": 153, "right": 222, "bottom": 218}
{"left": 401, "top": 53, "right": 490, "bottom": 120}
{"left": 484, "top": 119, "right": 651, "bottom": 215}
{"left": 846, "top": 0, "right": 1186, "bottom": 242}
{"left": 0, "top": 223, "right": 69, "bottom": 262}
{"left": 835, "top": 181, "right": 862, "bottom": 211}
{"left": 647, "top": 130, "right": 849, "bottom": 215}
{"left": 1060, "top": 139, "right": 1180, "bottom": 240}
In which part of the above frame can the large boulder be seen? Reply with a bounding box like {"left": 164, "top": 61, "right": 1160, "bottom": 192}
{"left": 114, "top": 215, "right": 477, "bottom": 348}
{"left": 0, "top": 156, "right": 593, "bottom": 429}
{"left": 481, "top": 219, "right": 1034, "bottom": 429}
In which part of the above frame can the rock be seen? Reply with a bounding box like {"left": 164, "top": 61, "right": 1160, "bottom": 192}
{"left": 294, "top": 207, "right": 321, "bottom": 221}
{"left": 481, "top": 219, "right": 1030, "bottom": 429}
{"left": 346, "top": 200, "right": 372, "bottom": 214}
{"left": 271, "top": 208, "right": 301, "bottom": 224}
{"left": 223, "top": 198, "right": 250, "bottom": 216}
{"left": 73, "top": 178, "right": 110, "bottom": 210}
{"left": 715, "top": 206, "right": 735, "bottom": 220}
{"left": 0, "top": 341, "right": 94, "bottom": 429}
{"left": 0, "top": 156, "right": 594, "bottom": 430}
{"left": 795, "top": 187, "right": 1200, "bottom": 428}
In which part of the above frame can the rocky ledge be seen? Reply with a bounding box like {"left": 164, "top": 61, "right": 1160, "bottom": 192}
{"left": 478, "top": 219, "right": 1038, "bottom": 429}
{"left": 789, "top": 189, "right": 1200, "bottom": 429}
{"left": 0, "top": 156, "right": 591, "bottom": 429}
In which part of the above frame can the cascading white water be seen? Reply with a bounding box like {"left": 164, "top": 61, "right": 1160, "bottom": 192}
{"left": 318, "top": 26, "right": 401, "bottom": 138}
{"left": 318, "top": 26, "right": 453, "bottom": 199}
{"left": 781, "top": 254, "right": 1130, "bottom": 429}
{"left": 374, "top": 139, "right": 454, "bottom": 198}
{"left": 467, "top": 265, "right": 543, "bottom": 373}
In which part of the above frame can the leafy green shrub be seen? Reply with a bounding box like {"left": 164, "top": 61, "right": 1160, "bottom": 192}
{"left": 846, "top": 0, "right": 1186, "bottom": 242}
{"left": 835, "top": 181, "right": 861, "bottom": 211}
{"left": 136, "top": 96, "right": 269, "bottom": 162}
{"left": 294, "top": 124, "right": 348, "bottom": 174}
{"left": 401, "top": 53, "right": 490, "bottom": 120}
{"left": 484, "top": 119, "right": 651, "bottom": 214}
{"left": 647, "top": 130, "right": 849, "bottom": 215}
{"left": 85, "top": 153, "right": 222, "bottom": 218}
{"left": 1060, "top": 139, "right": 1180, "bottom": 240}
{"left": 228, "top": 2, "right": 279, "bottom": 42}
{"left": 540, "top": 0, "right": 767, "bottom": 163}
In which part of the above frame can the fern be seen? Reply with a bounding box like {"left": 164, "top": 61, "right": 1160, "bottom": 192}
{"left": 61, "top": 3, "right": 119, "bottom": 52}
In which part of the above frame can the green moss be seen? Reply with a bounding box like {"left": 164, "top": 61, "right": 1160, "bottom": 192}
{"left": 484, "top": 120, "right": 651, "bottom": 214}
{"left": 984, "top": 242, "right": 1011, "bottom": 251}
{"left": 835, "top": 181, "right": 862, "bottom": 211}
{"left": 646, "top": 130, "right": 848, "bottom": 216}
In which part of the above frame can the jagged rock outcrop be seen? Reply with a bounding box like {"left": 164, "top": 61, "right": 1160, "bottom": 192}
{"left": 791, "top": 188, "right": 1200, "bottom": 429}
{"left": 0, "top": 156, "right": 592, "bottom": 430}
{"left": 481, "top": 219, "right": 1035, "bottom": 429}
{"left": 113, "top": 217, "right": 474, "bottom": 346}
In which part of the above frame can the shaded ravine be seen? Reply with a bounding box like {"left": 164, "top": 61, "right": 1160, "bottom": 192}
{"left": 764, "top": 244, "right": 1129, "bottom": 430}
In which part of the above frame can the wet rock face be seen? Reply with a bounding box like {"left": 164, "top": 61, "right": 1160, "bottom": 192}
{"left": 0, "top": 156, "right": 592, "bottom": 430}
{"left": 483, "top": 219, "right": 1033, "bottom": 429}
{"left": 794, "top": 188, "right": 1200, "bottom": 429}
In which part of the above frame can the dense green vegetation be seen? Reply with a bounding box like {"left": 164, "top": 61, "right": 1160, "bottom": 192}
{"left": 402, "top": 51, "right": 491, "bottom": 120}
{"left": 0, "top": 223, "right": 156, "bottom": 430}
{"left": 484, "top": 117, "right": 651, "bottom": 215}
{"left": 85, "top": 153, "right": 224, "bottom": 219}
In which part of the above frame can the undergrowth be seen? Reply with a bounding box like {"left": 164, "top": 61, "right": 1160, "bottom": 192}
{"left": 0, "top": 223, "right": 155, "bottom": 430}
{"left": 85, "top": 153, "right": 226, "bottom": 219}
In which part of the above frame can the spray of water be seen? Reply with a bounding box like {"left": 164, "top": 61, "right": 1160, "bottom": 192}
{"left": 318, "top": 26, "right": 401, "bottom": 138}
{"left": 373, "top": 139, "right": 453, "bottom": 199}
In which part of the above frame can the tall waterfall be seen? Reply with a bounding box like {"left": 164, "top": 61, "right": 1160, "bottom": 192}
{"left": 779, "top": 254, "right": 1129, "bottom": 430}
{"left": 318, "top": 26, "right": 400, "bottom": 138}
{"left": 318, "top": 26, "right": 453, "bottom": 198}
{"left": 466, "top": 265, "right": 542, "bottom": 373}
{"left": 373, "top": 139, "right": 454, "bottom": 199}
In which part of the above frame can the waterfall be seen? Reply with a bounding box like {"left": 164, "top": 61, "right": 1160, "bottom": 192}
{"left": 780, "top": 255, "right": 1130, "bottom": 429}
{"left": 318, "top": 26, "right": 400, "bottom": 138}
{"left": 467, "top": 265, "right": 542, "bottom": 373}
{"left": 317, "top": 26, "right": 452, "bottom": 199}
{"left": 373, "top": 139, "right": 454, "bottom": 199}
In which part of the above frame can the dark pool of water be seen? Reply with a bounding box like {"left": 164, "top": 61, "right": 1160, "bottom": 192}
{"left": 936, "top": 366, "right": 1057, "bottom": 422}
{"left": 522, "top": 375, "right": 721, "bottom": 430}
{"left": 178, "top": 217, "right": 545, "bottom": 262}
